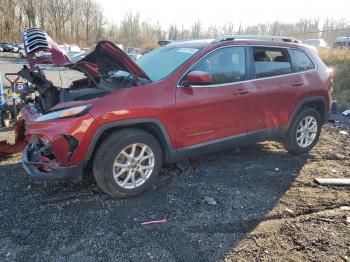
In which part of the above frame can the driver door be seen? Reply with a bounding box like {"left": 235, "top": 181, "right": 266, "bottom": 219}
{"left": 175, "top": 46, "right": 254, "bottom": 148}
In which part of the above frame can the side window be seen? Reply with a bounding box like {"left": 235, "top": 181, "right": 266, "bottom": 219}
{"left": 187, "top": 46, "right": 246, "bottom": 85}
{"left": 289, "top": 49, "right": 315, "bottom": 72}
{"left": 253, "top": 47, "right": 292, "bottom": 78}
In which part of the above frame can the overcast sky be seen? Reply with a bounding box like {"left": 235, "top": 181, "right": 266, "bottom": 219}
{"left": 98, "top": 0, "right": 349, "bottom": 28}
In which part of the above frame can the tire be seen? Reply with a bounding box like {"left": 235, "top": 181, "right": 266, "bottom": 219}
{"left": 283, "top": 108, "right": 321, "bottom": 154}
{"left": 1, "top": 111, "right": 10, "bottom": 128}
{"left": 93, "top": 128, "right": 162, "bottom": 198}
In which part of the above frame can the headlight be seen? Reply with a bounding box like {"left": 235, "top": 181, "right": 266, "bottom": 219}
{"left": 34, "top": 105, "right": 91, "bottom": 122}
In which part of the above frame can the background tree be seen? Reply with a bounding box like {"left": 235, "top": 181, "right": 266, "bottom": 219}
{"left": 0, "top": 0, "right": 349, "bottom": 50}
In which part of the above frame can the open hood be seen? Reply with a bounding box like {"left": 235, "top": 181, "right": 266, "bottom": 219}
{"left": 23, "top": 28, "right": 150, "bottom": 82}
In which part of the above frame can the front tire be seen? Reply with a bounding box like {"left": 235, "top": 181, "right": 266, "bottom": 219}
{"left": 283, "top": 108, "right": 321, "bottom": 154}
{"left": 93, "top": 129, "right": 162, "bottom": 198}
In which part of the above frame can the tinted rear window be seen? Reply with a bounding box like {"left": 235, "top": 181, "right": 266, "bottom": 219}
{"left": 253, "top": 47, "right": 292, "bottom": 78}
{"left": 289, "top": 49, "right": 315, "bottom": 72}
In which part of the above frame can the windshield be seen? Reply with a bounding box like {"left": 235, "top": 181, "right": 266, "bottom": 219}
{"left": 136, "top": 46, "right": 200, "bottom": 81}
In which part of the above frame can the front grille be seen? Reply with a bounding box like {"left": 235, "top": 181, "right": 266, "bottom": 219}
{"left": 23, "top": 28, "right": 51, "bottom": 54}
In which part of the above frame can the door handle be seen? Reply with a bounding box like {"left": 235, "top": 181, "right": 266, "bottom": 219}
{"left": 233, "top": 89, "right": 250, "bottom": 95}
{"left": 291, "top": 81, "right": 304, "bottom": 87}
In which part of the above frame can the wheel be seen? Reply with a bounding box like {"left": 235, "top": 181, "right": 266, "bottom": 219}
{"left": 93, "top": 128, "right": 162, "bottom": 198}
{"left": 1, "top": 111, "right": 10, "bottom": 128}
{"left": 283, "top": 108, "right": 321, "bottom": 154}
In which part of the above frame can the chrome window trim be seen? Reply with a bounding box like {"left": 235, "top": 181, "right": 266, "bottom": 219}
{"left": 177, "top": 44, "right": 318, "bottom": 88}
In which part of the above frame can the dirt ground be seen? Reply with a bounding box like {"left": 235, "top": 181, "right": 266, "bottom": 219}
{"left": 0, "top": 54, "right": 349, "bottom": 261}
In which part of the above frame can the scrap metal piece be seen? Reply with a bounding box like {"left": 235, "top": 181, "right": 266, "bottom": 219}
{"left": 315, "top": 178, "right": 350, "bottom": 186}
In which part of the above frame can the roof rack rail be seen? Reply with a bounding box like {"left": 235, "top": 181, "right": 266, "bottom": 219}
{"left": 212, "top": 35, "right": 300, "bottom": 43}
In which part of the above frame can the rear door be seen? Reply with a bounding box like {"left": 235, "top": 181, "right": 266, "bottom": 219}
{"left": 250, "top": 46, "right": 310, "bottom": 130}
{"left": 175, "top": 46, "right": 254, "bottom": 148}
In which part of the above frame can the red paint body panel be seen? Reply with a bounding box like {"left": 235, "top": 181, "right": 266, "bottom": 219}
{"left": 251, "top": 73, "right": 309, "bottom": 129}
{"left": 89, "top": 81, "right": 177, "bottom": 147}
{"left": 175, "top": 82, "right": 254, "bottom": 147}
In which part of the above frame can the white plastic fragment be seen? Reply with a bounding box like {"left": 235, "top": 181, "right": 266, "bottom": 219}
{"left": 340, "top": 206, "right": 350, "bottom": 211}
{"left": 285, "top": 208, "right": 295, "bottom": 215}
{"left": 342, "top": 109, "right": 350, "bottom": 116}
{"left": 339, "top": 130, "right": 349, "bottom": 135}
{"left": 315, "top": 178, "right": 350, "bottom": 186}
{"left": 203, "top": 196, "right": 217, "bottom": 206}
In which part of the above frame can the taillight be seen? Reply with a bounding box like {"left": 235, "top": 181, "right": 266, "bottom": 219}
{"left": 327, "top": 68, "right": 335, "bottom": 81}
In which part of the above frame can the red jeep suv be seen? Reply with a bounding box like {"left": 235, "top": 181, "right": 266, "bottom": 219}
{"left": 17, "top": 30, "right": 333, "bottom": 197}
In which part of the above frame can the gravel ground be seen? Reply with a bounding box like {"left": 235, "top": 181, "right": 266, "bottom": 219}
{"left": 0, "top": 54, "right": 349, "bottom": 261}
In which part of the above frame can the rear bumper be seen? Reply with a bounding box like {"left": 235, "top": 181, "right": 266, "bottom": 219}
{"left": 22, "top": 145, "right": 84, "bottom": 181}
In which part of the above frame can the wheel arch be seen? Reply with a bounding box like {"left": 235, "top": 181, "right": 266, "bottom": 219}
{"left": 85, "top": 118, "right": 174, "bottom": 165}
{"left": 289, "top": 96, "right": 328, "bottom": 128}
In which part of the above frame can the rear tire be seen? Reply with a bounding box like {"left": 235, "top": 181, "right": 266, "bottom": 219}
{"left": 93, "top": 128, "right": 162, "bottom": 198}
{"left": 283, "top": 108, "right": 321, "bottom": 154}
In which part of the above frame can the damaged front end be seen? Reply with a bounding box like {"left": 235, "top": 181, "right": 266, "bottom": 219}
{"left": 18, "top": 28, "right": 150, "bottom": 115}
{"left": 19, "top": 104, "right": 98, "bottom": 180}
{"left": 22, "top": 134, "right": 83, "bottom": 181}
{"left": 0, "top": 28, "right": 151, "bottom": 164}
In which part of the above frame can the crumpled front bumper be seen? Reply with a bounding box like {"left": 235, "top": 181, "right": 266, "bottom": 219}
{"left": 22, "top": 144, "right": 84, "bottom": 181}
{"left": 16, "top": 105, "right": 98, "bottom": 181}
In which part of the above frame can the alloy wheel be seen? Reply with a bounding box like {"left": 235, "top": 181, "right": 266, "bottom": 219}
{"left": 296, "top": 116, "right": 318, "bottom": 148}
{"left": 112, "top": 143, "right": 155, "bottom": 189}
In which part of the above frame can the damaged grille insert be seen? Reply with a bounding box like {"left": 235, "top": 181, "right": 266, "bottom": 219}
{"left": 23, "top": 28, "right": 51, "bottom": 54}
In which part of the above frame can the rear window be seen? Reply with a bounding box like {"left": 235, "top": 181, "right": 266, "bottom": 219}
{"left": 253, "top": 47, "right": 292, "bottom": 78}
{"left": 289, "top": 49, "right": 315, "bottom": 72}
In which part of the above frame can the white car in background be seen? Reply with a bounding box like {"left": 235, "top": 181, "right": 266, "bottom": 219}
{"left": 59, "top": 44, "right": 85, "bottom": 60}
{"left": 18, "top": 44, "right": 26, "bottom": 57}
{"left": 127, "top": 53, "right": 142, "bottom": 61}
{"left": 19, "top": 49, "right": 26, "bottom": 57}
{"left": 303, "top": 39, "right": 329, "bottom": 49}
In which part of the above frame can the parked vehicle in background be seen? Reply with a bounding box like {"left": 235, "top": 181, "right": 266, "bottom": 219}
{"left": 19, "top": 48, "right": 27, "bottom": 58}
{"left": 11, "top": 44, "right": 21, "bottom": 53}
{"left": 35, "top": 51, "right": 52, "bottom": 60}
{"left": 158, "top": 40, "right": 173, "bottom": 46}
{"left": 59, "top": 44, "right": 81, "bottom": 54}
{"left": 0, "top": 43, "right": 15, "bottom": 52}
{"left": 333, "top": 37, "right": 350, "bottom": 48}
{"left": 59, "top": 44, "right": 85, "bottom": 61}
{"left": 303, "top": 39, "right": 329, "bottom": 49}
{"left": 13, "top": 29, "right": 333, "bottom": 198}
{"left": 4, "top": 43, "right": 19, "bottom": 52}
{"left": 128, "top": 53, "right": 142, "bottom": 61}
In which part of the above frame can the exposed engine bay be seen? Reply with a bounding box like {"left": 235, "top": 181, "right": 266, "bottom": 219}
{"left": 0, "top": 28, "right": 151, "bottom": 158}
{"left": 18, "top": 65, "right": 137, "bottom": 114}
{"left": 17, "top": 28, "right": 151, "bottom": 114}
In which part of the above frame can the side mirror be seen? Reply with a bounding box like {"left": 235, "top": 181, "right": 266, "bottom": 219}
{"left": 184, "top": 71, "right": 212, "bottom": 87}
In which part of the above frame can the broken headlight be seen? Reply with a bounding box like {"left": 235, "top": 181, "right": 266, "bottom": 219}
{"left": 34, "top": 105, "right": 91, "bottom": 122}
